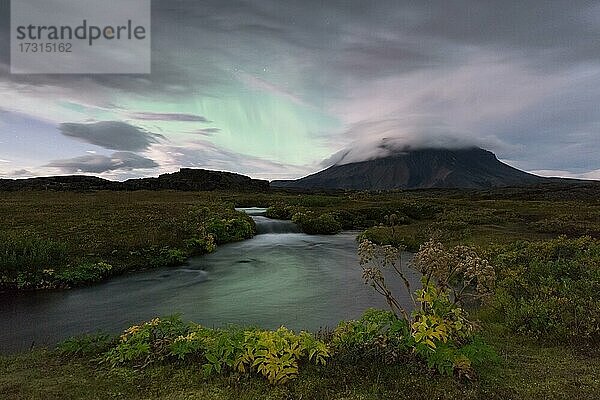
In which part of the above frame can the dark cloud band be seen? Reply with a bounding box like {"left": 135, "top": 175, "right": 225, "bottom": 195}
{"left": 59, "top": 121, "right": 163, "bottom": 151}
{"left": 45, "top": 151, "right": 158, "bottom": 174}
{"left": 128, "top": 112, "right": 211, "bottom": 122}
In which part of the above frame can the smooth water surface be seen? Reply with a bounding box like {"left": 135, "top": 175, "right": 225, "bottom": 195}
{"left": 0, "top": 208, "right": 418, "bottom": 352}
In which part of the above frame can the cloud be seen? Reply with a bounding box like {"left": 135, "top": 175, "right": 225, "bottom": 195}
{"left": 59, "top": 121, "right": 163, "bottom": 151}
{"left": 323, "top": 53, "right": 593, "bottom": 169}
{"left": 128, "top": 112, "right": 211, "bottom": 122}
{"left": 9, "top": 169, "right": 33, "bottom": 177}
{"left": 530, "top": 169, "right": 600, "bottom": 181}
{"left": 45, "top": 152, "right": 158, "bottom": 174}
{"left": 0, "top": 167, "right": 36, "bottom": 179}
{"left": 322, "top": 131, "right": 489, "bottom": 166}
{"left": 145, "top": 140, "right": 312, "bottom": 180}
{"left": 192, "top": 128, "right": 221, "bottom": 136}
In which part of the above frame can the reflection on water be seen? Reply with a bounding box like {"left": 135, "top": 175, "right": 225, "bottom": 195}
{"left": 0, "top": 208, "right": 418, "bottom": 353}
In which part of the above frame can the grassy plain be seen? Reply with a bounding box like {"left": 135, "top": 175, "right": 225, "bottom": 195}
{"left": 1, "top": 183, "right": 599, "bottom": 399}
{"left": 1, "top": 325, "right": 599, "bottom": 400}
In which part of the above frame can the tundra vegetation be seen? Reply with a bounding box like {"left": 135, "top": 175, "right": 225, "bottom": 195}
{"left": 1, "top": 184, "right": 599, "bottom": 399}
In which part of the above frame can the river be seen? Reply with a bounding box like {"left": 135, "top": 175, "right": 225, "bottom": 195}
{"left": 0, "top": 208, "right": 418, "bottom": 353}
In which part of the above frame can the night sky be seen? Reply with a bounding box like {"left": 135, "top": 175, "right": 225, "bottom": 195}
{"left": 1, "top": 0, "right": 599, "bottom": 181}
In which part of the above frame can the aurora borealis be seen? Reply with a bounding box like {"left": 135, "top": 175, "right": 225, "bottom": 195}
{"left": 1, "top": 0, "right": 599, "bottom": 180}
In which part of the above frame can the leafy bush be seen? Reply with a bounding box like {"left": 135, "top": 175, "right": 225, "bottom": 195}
{"left": 0, "top": 233, "right": 69, "bottom": 288}
{"left": 413, "top": 240, "right": 496, "bottom": 303}
{"left": 332, "top": 308, "right": 496, "bottom": 379}
{"left": 332, "top": 309, "right": 411, "bottom": 363}
{"left": 183, "top": 204, "right": 255, "bottom": 247}
{"left": 411, "top": 282, "right": 474, "bottom": 349}
{"left": 0, "top": 233, "right": 112, "bottom": 288}
{"left": 357, "top": 226, "right": 424, "bottom": 251}
{"left": 235, "top": 327, "right": 329, "bottom": 384}
{"left": 105, "top": 316, "right": 189, "bottom": 366}
{"left": 490, "top": 236, "right": 600, "bottom": 342}
{"left": 291, "top": 212, "right": 342, "bottom": 235}
{"left": 265, "top": 203, "right": 304, "bottom": 220}
{"left": 148, "top": 247, "right": 188, "bottom": 268}
{"left": 103, "top": 316, "right": 330, "bottom": 385}
{"left": 416, "top": 338, "right": 497, "bottom": 379}
{"left": 206, "top": 213, "right": 256, "bottom": 244}
{"left": 58, "top": 333, "right": 116, "bottom": 357}
{"left": 331, "top": 210, "right": 360, "bottom": 230}
{"left": 396, "top": 201, "right": 442, "bottom": 220}
{"left": 54, "top": 261, "right": 113, "bottom": 287}
{"left": 356, "top": 239, "right": 497, "bottom": 378}
{"left": 409, "top": 281, "right": 497, "bottom": 378}
{"left": 349, "top": 206, "right": 396, "bottom": 226}
{"left": 185, "top": 232, "right": 217, "bottom": 255}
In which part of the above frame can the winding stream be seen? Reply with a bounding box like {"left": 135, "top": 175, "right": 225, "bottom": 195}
{"left": 0, "top": 208, "right": 418, "bottom": 353}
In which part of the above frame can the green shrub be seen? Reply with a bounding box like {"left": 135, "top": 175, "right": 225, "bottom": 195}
{"left": 332, "top": 308, "right": 496, "bottom": 379}
{"left": 331, "top": 210, "right": 358, "bottom": 230}
{"left": 265, "top": 203, "right": 306, "bottom": 220}
{"left": 0, "top": 236, "right": 112, "bottom": 289}
{"left": 357, "top": 227, "right": 424, "bottom": 251}
{"left": 103, "top": 316, "right": 330, "bottom": 385}
{"left": 148, "top": 247, "right": 188, "bottom": 268}
{"left": 436, "top": 209, "right": 507, "bottom": 225}
{"left": 105, "top": 315, "right": 189, "bottom": 366}
{"left": 0, "top": 233, "right": 69, "bottom": 288}
{"left": 350, "top": 206, "right": 395, "bottom": 225}
{"left": 291, "top": 212, "right": 342, "bottom": 235}
{"left": 58, "top": 333, "right": 116, "bottom": 357}
{"left": 185, "top": 232, "right": 217, "bottom": 255}
{"left": 172, "top": 326, "right": 245, "bottom": 375}
{"left": 332, "top": 309, "right": 411, "bottom": 363}
{"left": 416, "top": 338, "right": 497, "bottom": 379}
{"left": 235, "top": 327, "right": 329, "bottom": 384}
{"left": 293, "top": 195, "right": 344, "bottom": 208}
{"left": 409, "top": 282, "right": 498, "bottom": 378}
{"left": 164, "top": 248, "right": 187, "bottom": 266}
{"left": 490, "top": 236, "right": 600, "bottom": 342}
{"left": 206, "top": 213, "right": 256, "bottom": 244}
{"left": 396, "top": 201, "right": 442, "bottom": 220}
{"left": 356, "top": 240, "right": 497, "bottom": 378}
{"left": 54, "top": 261, "right": 113, "bottom": 286}
{"left": 185, "top": 205, "right": 256, "bottom": 245}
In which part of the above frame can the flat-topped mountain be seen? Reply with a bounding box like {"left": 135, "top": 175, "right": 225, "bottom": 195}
{"left": 0, "top": 168, "right": 269, "bottom": 192}
{"left": 271, "top": 147, "right": 550, "bottom": 190}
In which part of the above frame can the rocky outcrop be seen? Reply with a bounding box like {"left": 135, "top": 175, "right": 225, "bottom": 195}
{"left": 0, "top": 168, "right": 269, "bottom": 192}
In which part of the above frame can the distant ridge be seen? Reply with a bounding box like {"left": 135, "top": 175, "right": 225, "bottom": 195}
{"left": 0, "top": 168, "right": 269, "bottom": 192}
{"left": 272, "top": 147, "right": 551, "bottom": 190}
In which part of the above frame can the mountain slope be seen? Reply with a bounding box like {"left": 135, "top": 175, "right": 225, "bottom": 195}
{"left": 272, "top": 147, "right": 548, "bottom": 190}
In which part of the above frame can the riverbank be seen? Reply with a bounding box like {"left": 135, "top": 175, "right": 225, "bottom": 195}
{"left": 0, "top": 191, "right": 257, "bottom": 291}
{"left": 2, "top": 323, "right": 599, "bottom": 400}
